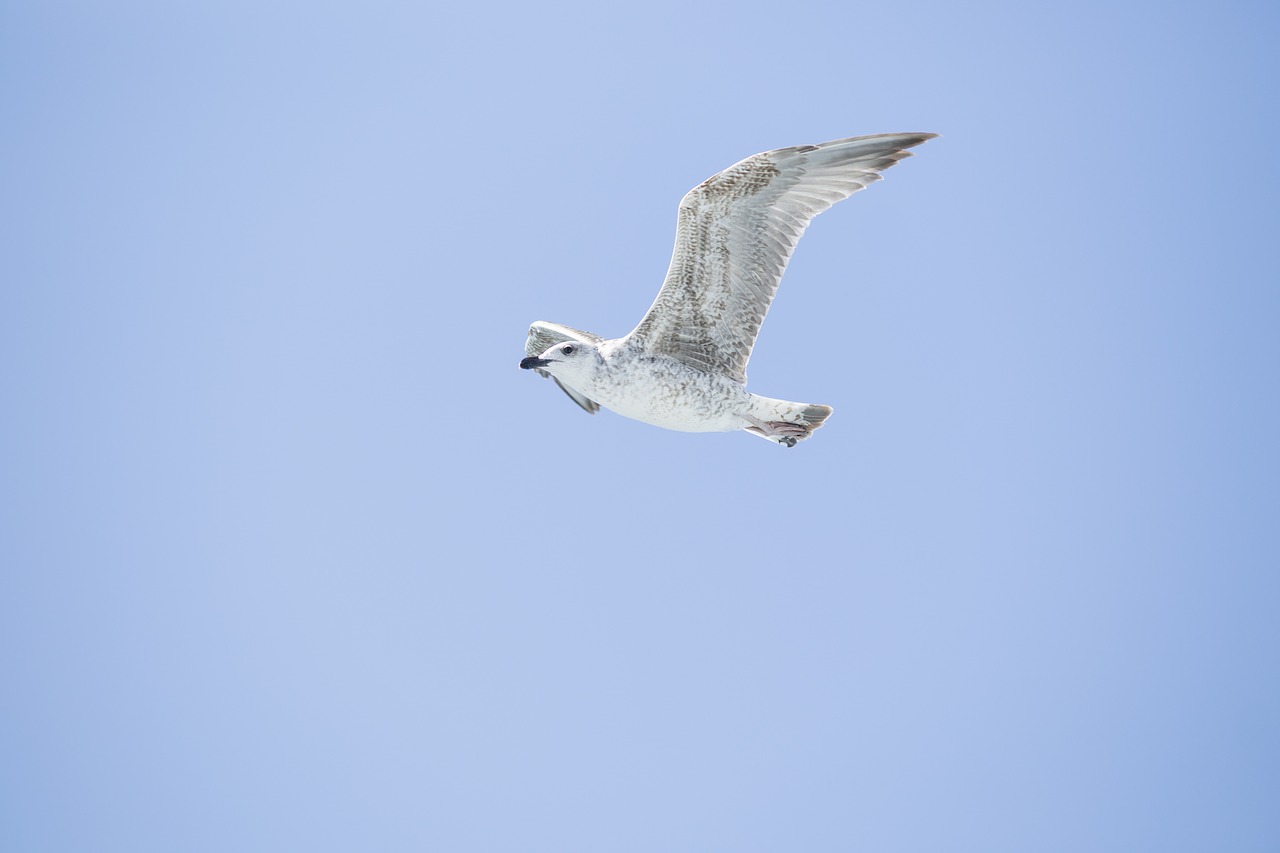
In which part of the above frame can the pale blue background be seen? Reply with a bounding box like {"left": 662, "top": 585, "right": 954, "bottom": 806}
{"left": 2, "top": 1, "right": 1278, "bottom": 851}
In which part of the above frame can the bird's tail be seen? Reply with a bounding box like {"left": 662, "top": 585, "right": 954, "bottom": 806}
{"left": 742, "top": 395, "right": 833, "bottom": 447}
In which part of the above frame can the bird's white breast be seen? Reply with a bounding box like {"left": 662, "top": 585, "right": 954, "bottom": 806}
{"left": 585, "top": 349, "right": 750, "bottom": 433}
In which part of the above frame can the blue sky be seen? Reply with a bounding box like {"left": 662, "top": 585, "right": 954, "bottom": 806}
{"left": 2, "top": 1, "right": 1278, "bottom": 850}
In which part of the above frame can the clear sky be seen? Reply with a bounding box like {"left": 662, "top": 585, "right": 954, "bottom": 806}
{"left": 2, "top": 1, "right": 1278, "bottom": 851}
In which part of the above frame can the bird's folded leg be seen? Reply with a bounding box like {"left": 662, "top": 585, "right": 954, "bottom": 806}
{"left": 741, "top": 414, "right": 810, "bottom": 447}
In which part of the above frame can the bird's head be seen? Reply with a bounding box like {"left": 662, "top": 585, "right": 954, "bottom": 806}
{"left": 519, "top": 340, "right": 602, "bottom": 383}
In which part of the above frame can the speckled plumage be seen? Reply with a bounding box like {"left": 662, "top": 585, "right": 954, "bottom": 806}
{"left": 521, "top": 132, "right": 937, "bottom": 446}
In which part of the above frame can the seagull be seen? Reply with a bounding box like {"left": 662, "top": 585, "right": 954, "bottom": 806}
{"left": 520, "top": 132, "right": 937, "bottom": 447}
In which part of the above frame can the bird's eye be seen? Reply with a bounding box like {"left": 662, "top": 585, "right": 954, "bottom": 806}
{"left": 561, "top": 344, "right": 574, "bottom": 355}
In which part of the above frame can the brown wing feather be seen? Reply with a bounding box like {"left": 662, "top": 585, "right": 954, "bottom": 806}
{"left": 626, "top": 132, "right": 937, "bottom": 383}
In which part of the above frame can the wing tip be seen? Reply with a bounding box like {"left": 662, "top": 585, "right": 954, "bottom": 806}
{"left": 822, "top": 131, "right": 940, "bottom": 151}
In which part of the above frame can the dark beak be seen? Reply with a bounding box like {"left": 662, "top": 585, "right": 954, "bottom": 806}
{"left": 520, "top": 356, "right": 552, "bottom": 370}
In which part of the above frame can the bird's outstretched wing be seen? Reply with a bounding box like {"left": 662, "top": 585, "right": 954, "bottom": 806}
{"left": 624, "top": 132, "right": 936, "bottom": 383}
{"left": 524, "top": 320, "right": 604, "bottom": 414}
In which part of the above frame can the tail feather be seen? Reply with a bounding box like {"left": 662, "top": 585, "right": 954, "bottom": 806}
{"left": 800, "top": 403, "right": 833, "bottom": 431}
{"left": 743, "top": 396, "right": 834, "bottom": 447}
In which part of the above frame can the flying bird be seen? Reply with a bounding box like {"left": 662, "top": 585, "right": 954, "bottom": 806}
{"left": 520, "top": 132, "right": 936, "bottom": 447}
